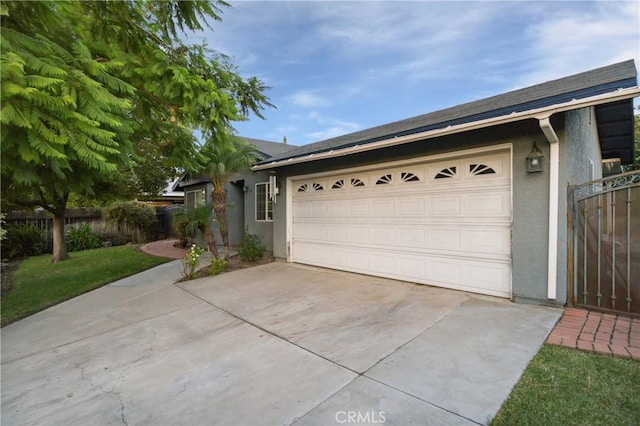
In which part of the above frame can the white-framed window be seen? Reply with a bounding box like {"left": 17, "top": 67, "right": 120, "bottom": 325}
{"left": 255, "top": 182, "right": 273, "bottom": 222}
{"left": 186, "top": 188, "right": 206, "bottom": 210}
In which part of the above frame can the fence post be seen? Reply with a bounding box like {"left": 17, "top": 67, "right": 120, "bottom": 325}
{"left": 567, "top": 182, "right": 575, "bottom": 307}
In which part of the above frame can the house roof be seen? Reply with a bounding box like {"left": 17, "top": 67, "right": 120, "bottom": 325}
{"left": 241, "top": 137, "right": 294, "bottom": 159}
{"left": 257, "top": 60, "right": 638, "bottom": 167}
{"left": 175, "top": 136, "right": 292, "bottom": 190}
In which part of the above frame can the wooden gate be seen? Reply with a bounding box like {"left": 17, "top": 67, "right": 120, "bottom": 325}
{"left": 568, "top": 171, "right": 640, "bottom": 316}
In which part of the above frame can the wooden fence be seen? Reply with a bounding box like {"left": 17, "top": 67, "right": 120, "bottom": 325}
{"left": 4, "top": 206, "right": 174, "bottom": 248}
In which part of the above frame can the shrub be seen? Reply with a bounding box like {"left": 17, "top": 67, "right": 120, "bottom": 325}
{"left": 182, "top": 244, "right": 204, "bottom": 280}
{"left": 209, "top": 256, "right": 229, "bottom": 275}
{"left": 4, "top": 223, "right": 46, "bottom": 259}
{"left": 98, "top": 233, "right": 130, "bottom": 247}
{"left": 103, "top": 201, "right": 158, "bottom": 243}
{"left": 66, "top": 224, "right": 102, "bottom": 252}
{"left": 239, "top": 233, "right": 265, "bottom": 262}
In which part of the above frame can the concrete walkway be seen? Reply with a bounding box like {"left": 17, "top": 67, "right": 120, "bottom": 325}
{"left": 1, "top": 262, "right": 561, "bottom": 425}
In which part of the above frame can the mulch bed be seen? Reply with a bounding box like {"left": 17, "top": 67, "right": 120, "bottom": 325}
{"left": 182, "top": 252, "right": 275, "bottom": 282}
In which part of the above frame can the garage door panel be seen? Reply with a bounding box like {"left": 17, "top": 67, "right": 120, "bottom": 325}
{"left": 328, "top": 201, "right": 347, "bottom": 216}
{"left": 348, "top": 226, "right": 369, "bottom": 242}
{"left": 464, "top": 229, "right": 510, "bottom": 254}
{"left": 372, "top": 199, "right": 395, "bottom": 216}
{"left": 348, "top": 200, "right": 369, "bottom": 215}
{"left": 463, "top": 192, "right": 510, "bottom": 216}
{"left": 430, "top": 228, "right": 462, "bottom": 250}
{"left": 463, "top": 262, "right": 511, "bottom": 295}
{"left": 291, "top": 150, "right": 512, "bottom": 298}
{"left": 371, "top": 227, "right": 395, "bottom": 244}
{"left": 295, "top": 223, "right": 509, "bottom": 256}
{"left": 292, "top": 238, "right": 510, "bottom": 262}
{"left": 292, "top": 241, "right": 511, "bottom": 297}
{"left": 429, "top": 196, "right": 462, "bottom": 215}
{"left": 327, "top": 226, "right": 347, "bottom": 242}
{"left": 429, "top": 259, "right": 462, "bottom": 285}
{"left": 395, "top": 228, "right": 425, "bottom": 246}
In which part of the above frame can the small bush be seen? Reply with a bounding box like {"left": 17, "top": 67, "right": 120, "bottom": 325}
{"left": 98, "top": 233, "right": 130, "bottom": 247}
{"left": 182, "top": 244, "right": 204, "bottom": 280}
{"left": 103, "top": 201, "right": 158, "bottom": 243}
{"left": 239, "top": 233, "right": 265, "bottom": 262}
{"left": 209, "top": 257, "right": 229, "bottom": 275}
{"left": 4, "top": 223, "right": 46, "bottom": 259}
{"left": 66, "top": 224, "right": 102, "bottom": 252}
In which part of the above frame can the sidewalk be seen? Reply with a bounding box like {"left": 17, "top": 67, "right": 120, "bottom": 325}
{"left": 546, "top": 307, "right": 640, "bottom": 360}
{"left": 139, "top": 239, "right": 187, "bottom": 259}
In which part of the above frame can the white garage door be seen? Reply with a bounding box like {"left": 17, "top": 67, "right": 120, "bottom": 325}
{"left": 290, "top": 150, "right": 512, "bottom": 297}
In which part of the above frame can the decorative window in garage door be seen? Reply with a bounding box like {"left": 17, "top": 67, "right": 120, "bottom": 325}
{"left": 298, "top": 182, "right": 325, "bottom": 192}
{"left": 332, "top": 179, "right": 345, "bottom": 189}
{"left": 350, "top": 178, "right": 366, "bottom": 187}
{"left": 376, "top": 174, "right": 392, "bottom": 185}
{"left": 470, "top": 164, "right": 496, "bottom": 175}
{"left": 435, "top": 166, "right": 457, "bottom": 179}
{"left": 401, "top": 172, "right": 420, "bottom": 182}
{"left": 298, "top": 182, "right": 324, "bottom": 192}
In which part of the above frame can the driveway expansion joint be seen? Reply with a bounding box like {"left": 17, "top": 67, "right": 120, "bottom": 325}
{"left": 175, "top": 281, "right": 480, "bottom": 425}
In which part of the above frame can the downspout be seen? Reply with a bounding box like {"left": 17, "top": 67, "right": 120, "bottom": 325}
{"left": 538, "top": 116, "right": 560, "bottom": 300}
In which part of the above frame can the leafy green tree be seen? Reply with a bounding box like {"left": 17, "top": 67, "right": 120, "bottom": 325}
{"left": 1, "top": 1, "right": 273, "bottom": 262}
{"left": 197, "top": 134, "right": 260, "bottom": 257}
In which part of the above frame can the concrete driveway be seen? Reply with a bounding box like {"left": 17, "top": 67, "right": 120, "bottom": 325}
{"left": 1, "top": 261, "right": 561, "bottom": 425}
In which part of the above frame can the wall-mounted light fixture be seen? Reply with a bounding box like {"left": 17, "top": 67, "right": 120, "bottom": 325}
{"left": 269, "top": 172, "right": 279, "bottom": 203}
{"left": 526, "top": 141, "right": 544, "bottom": 173}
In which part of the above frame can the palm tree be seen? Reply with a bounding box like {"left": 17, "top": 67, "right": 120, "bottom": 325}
{"left": 173, "top": 205, "right": 219, "bottom": 257}
{"left": 199, "top": 133, "right": 259, "bottom": 257}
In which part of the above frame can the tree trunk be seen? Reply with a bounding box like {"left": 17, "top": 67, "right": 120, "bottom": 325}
{"left": 203, "top": 224, "right": 219, "bottom": 258}
{"left": 51, "top": 210, "right": 69, "bottom": 263}
{"left": 211, "top": 187, "right": 229, "bottom": 258}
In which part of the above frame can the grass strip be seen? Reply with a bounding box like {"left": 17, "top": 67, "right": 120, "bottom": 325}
{"left": 492, "top": 344, "right": 640, "bottom": 426}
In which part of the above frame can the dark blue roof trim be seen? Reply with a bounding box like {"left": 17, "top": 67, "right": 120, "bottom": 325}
{"left": 259, "top": 60, "right": 637, "bottom": 165}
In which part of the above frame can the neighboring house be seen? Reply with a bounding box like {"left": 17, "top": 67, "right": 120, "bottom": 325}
{"left": 176, "top": 137, "right": 293, "bottom": 249}
{"left": 252, "top": 60, "right": 639, "bottom": 306}
{"left": 144, "top": 179, "right": 185, "bottom": 206}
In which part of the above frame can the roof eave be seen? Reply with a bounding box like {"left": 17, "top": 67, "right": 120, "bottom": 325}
{"left": 252, "top": 87, "right": 640, "bottom": 172}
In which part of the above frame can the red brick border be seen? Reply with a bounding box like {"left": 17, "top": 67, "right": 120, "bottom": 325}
{"left": 547, "top": 308, "right": 640, "bottom": 361}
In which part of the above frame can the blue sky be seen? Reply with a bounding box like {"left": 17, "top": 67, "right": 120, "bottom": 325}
{"left": 192, "top": 1, "right": 639, "bottom": 146}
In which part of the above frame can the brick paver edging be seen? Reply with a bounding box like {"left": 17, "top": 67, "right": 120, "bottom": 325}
{"left": 547, "top": 307, "right": 640, "bottom": 360}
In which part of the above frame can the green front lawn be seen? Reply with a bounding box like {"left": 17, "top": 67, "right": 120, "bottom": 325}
{"left": 492, "top": 344, "right": 640, "bottom": 425}
{"left": 1, "top": 246, "right": 169, "bottom": 326}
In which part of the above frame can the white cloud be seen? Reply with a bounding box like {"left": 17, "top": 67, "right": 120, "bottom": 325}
{"left": 287, "top": 109, "right": 360, "bottom": 141}
{"left": 287, "top": 90, "right": 331, "bottom": 107}
{"left": 513, "top": 2, "right": 639, "bottom": 89}
{"left": 306, "top": 123, "right": 360, "bottom": 141}
{"left": 190, "top": 1, "right": 639, "bottom": 146}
